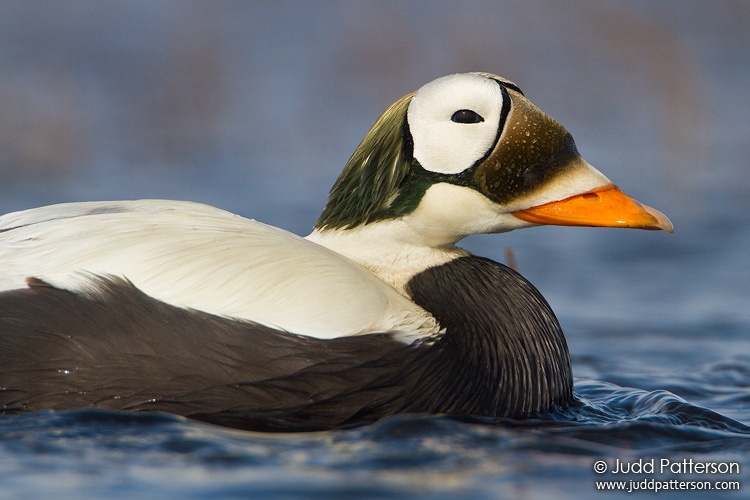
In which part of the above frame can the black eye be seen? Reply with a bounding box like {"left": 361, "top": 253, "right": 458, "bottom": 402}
{"left": 451, "top": 109, "right": 484, "bottom": 124}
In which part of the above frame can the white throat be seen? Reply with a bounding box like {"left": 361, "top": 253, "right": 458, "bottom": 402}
{"left": 306, "top": 221, "right": 468, "bottom": 297}
{"left": 308, "top": 182, "right": 540, "bottom": 295}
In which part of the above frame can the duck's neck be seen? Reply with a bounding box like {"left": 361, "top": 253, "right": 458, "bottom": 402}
{"left": 306, "top": 221, "right": 469, "bottom": 296}
{"left": 307, "top": 223, "right": 573, "bottom": 417}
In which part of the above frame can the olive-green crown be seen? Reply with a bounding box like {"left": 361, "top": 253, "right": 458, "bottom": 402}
{"left": 315, "top": 93, "right": 417, "bottom": 230}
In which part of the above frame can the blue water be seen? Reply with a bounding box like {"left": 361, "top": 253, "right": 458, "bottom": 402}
{"left": 1, "top": 2, "right": 749, "bottom": 499}
{"left": 1, "top": 382, "right": 748, "bottom": 499}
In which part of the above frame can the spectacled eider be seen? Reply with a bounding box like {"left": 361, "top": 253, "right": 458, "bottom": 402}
{"left": 0, "top": 73, "right": 672, "bottom": 432}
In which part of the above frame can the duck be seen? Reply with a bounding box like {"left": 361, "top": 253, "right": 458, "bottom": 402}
{"left": 0, "top": 72, "right": 672, "bottom": 432}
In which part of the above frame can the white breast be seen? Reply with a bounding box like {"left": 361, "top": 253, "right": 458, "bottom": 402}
{"left": 0, "top": 200, "right": 440, "bottom": 342}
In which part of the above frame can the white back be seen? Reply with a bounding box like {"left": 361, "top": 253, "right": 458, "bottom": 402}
{"left": 0, "top": 200, "right": 440, "bottom": 342}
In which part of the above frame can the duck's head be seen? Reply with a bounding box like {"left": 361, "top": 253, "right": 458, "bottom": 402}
{"left": 314, "top": 72, "right": 672, "bottom": 245}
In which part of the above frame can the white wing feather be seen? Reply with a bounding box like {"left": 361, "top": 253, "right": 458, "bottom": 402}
{"left": 0, "top": 200, "right": 440, "bottom": 342}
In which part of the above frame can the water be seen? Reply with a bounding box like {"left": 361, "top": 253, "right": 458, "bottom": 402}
{"left": 1, "top": 387, "right": 747, "bottom": 499}
{"left": 1, "top": 2, "right": 749, "bottom": 498}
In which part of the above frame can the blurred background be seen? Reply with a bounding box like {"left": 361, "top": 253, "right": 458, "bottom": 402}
{"left": 0, "top": 0, "right": 748, "bottom": 369}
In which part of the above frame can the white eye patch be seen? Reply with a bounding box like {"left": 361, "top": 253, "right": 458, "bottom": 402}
{"left": 407, "top": 73, "right": 506, "bottom": 175}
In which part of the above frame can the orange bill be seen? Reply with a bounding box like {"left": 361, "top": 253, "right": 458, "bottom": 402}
{"left": 512, "top": 185, "right": 674, "bottom": 232}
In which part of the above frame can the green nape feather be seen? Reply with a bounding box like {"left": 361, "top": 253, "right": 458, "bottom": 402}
{"left": 315, "top": 92, "right": 417, "bottom": 230}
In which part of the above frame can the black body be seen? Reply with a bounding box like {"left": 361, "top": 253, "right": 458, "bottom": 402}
{"left": 0, "top": 256, "right": 572, "bottom": 432}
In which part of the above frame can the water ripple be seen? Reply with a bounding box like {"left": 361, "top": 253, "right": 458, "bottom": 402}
{"left": 1, "top": 378, "right": 748, "bottom": 499}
